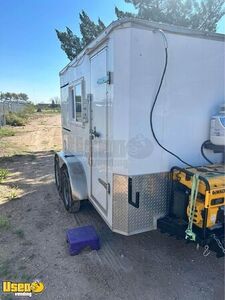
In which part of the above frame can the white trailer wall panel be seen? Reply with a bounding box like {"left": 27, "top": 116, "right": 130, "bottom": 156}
{"left": 112, "top": 27, "right": 224, "bottom": 175}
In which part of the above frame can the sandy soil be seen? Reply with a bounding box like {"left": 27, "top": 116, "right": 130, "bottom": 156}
{"left": 0, "top": 113, "right": 61, "bottom": 157}
{"left": 0, "top": 113, "right": 224, "bottom": 300}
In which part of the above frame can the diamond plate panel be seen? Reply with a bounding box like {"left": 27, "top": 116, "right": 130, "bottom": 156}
{"left": 112, "top": 175, "right": 129, "bottom": 233}
{"left": 112, "top": 173, "right": 169, "bottom": 235}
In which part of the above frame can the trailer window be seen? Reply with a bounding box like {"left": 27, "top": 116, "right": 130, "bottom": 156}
{"left": 75, "top": 83, "right": 82, "bottom": 123}
{"left": 70, "top": 87, "right": 75, "bottom": 120}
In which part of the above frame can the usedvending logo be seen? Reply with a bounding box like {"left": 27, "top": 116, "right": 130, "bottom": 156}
{"left": 2, "top": 280, "right": 44, "bottom": 297}
{"left": 127, "top": 134, "right": 153, "bottom": 159}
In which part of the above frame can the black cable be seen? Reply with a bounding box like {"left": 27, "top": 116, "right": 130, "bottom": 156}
{"left": 200, "top": 141, "right": 225, "bottom": 174}
{"left": 150, "top": 47, "right": 193, "bottom": 168}
{"left": 201, "top": 140, "right": 213, "bottom": 164}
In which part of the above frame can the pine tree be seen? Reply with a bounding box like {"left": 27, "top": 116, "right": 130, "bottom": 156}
{"left": 56, "top": 11, "right": 105, "bottom": 61}
{"left": 56, "top": 27, "right": 83, "bottom": 61}
{"left": 116, "top": 0, "right": 225, "bottom": 32}
{"left": 115, "top": 6, "right": 135, "bottom": 19}
{"left": 56, "top": 2, "right": 224, "bottom": 60}
{"left": 79, "top": 11, "right": 106, "bottom": 46}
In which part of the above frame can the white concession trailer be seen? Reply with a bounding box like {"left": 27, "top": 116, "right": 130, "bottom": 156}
{"left": 55, "top": 19, "right": 225, "bottom": 235}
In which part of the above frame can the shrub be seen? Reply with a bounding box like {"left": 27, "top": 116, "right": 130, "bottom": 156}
{"left": 5, "top": 112, "right": 26, "bottom": 126}
{"left": 14, "top": 229, "right": 25, "bottom": 238}
{"left": 0, "top": 216, "right": 10, "bottom": 230}
{"left": 0, "top": 127, "right": 15, "bottom": 137}
{"left": 23, "top": 103, "right": 36, "bottom": 114}
{"left": 0, "top": 168, "right": 9, "bottom": 182}
{"left": 5, "top": 104, "right": 36, "bottom": 126}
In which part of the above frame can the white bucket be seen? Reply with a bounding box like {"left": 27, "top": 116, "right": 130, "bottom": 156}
{"left": 210, "top": 105, "right": 225, "bottom": 146}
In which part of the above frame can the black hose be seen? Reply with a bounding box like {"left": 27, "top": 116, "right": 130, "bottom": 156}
{"left": 150, "top": 47, "right": 193, "bottom": 168}
{"left": 200, "top": 142, "right": 225, "bottom": 175}
{"left": 201, "top": 140, "right": 213, "bottom": 164}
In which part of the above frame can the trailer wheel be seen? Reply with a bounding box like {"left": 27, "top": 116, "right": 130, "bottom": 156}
{"left": 61, "top": 168, "right": 80, "bottom": 213}
{"left": 54, "top": 155, "right": 61, "bottom": 192}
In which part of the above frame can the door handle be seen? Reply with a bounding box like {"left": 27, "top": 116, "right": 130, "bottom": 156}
{"left": 90, "top": 126, "right": 100, "bottom": 139}
{"left": 98, "top": 178, "right": 110, "bottom": 194}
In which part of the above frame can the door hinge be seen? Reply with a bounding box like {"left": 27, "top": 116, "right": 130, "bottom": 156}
{"left": 88, "top": 155, "right": 92, "bottom": 166}
{"left": 97, "top": 72, "right": 112, "bottom": 85}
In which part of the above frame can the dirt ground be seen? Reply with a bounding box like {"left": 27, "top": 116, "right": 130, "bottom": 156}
{"left": 0, "top": 113, "right": 224, "bottom": 300}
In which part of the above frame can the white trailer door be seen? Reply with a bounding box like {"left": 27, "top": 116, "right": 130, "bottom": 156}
{"left": 90, "top": 48, "right": 108, "bottom": 214}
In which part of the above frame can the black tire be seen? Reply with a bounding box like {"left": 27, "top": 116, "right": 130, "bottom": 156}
{"left": 54, "top": 155, "right": 61, "bottom": 192}
{"left": 61, "top": 168, "right": 80, "bottom": 213}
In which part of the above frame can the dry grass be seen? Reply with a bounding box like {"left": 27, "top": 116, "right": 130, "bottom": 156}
{"left": 0, "top": 168, "right": 9, "bottom": 182}
{"left": 0, "top": 216, "right": 11, "bottom": 230}
{"left": 0, "top": 127, "right": 15, "bottom": 138}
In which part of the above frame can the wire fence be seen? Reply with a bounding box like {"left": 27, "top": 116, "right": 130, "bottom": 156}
{"left": 0, "top": 100, "right": 28, "bottom": 126}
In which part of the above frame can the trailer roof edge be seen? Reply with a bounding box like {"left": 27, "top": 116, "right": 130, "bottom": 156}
{"left": 59, "top": 18, "right": 225, "bottom": 75}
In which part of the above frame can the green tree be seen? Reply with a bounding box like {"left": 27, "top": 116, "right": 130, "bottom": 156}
{"left": 4, "top": 92, "right": 12, "bottom": 101}
{"left": 11, "top": 93, "right": 19, "bottom": 100}
{"left": 0, "top": 92, "right": 29, "bottom": 101}
{"left": 18, "top": 93, "right": 29, "bottom": 101}
{"left": 115, "top": 0, "right": 225, "bottom": 32}
{"left": 56, "top": 10, "right": 105, "bottom": 61}
{"left": 56, "top": 1, "right": 224, "bottom": 60}
{"left": 56, "top": 27, "right": 82, "bottom": 61}
{"left": 115, "top": 6, "right": 135, "bottom": 19}
{"left": 79, "top": 11, "right": 106, "bottom": 46}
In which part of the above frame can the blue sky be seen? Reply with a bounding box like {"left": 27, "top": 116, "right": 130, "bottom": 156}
{"left": 0, "top": 0, "right": 224, "bottom": 103}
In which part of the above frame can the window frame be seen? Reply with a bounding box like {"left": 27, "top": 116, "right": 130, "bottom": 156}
{"left": 74, "top": 82, "right": 82, "bottom": 123}
{"left": 69, "top": 86, "right": 75, "bottom": 120}
{"left": 69, "top": 78, "right": 84, "bottom": 126}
